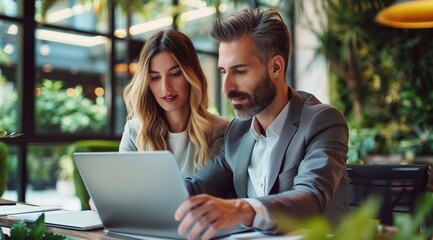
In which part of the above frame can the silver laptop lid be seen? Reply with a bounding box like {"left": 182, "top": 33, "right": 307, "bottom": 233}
{"left": 73, "top": 151, "right": 189, "bottom": 239}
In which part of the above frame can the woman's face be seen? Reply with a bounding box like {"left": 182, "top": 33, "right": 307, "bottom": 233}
{"left": 148, "top": 51, "right": 191, "bottom": 114}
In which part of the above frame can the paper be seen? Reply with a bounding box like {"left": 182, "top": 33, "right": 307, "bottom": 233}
{"left": 228, "top": 231, "right": 304, "bottom": 239}
{"left": 8, "top": 210, "right": 103, "bottom": 230}
{"left": 0, "top": 203, "right": 61, "bottom": 216}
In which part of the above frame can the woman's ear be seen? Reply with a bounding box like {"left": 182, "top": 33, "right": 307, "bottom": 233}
{"left": 269, "top": 55, "right": 285, "bottom": 78}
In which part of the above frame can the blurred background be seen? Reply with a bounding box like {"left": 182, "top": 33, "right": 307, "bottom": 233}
{"left": 0, "top": 0, "right": 432, "bottom": 210}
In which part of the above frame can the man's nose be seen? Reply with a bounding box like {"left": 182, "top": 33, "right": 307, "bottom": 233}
{"left": 222, "top": 73, "right": 234, "bottom": 94}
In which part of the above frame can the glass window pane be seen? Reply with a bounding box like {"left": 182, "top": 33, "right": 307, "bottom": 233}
{"left": 114, "top": 39, "right": 128, "bottom": 135}
{"left": 0, "top": 20, "right": 20, "bottom": 132}
{"left": 178, "top": 3, "right": 216, "bottom": 52}
{"left": 197, "top": 53, "right": 219, "bottom": 112}
{"left": 2, "top": 144, "right": 18, "bottom": 201}
{"left": 128, "top": 0, "right": 173, "bottom": 41}
{"left": 35, "top": 0, "right": 109, "bottom": 33}
{"left": 35, "top": 28, "right": 109, "bottom": 135}
{"left": 26, "top": 143, "right": 80, "bottom": 210}
{"left": 0, "top": 0, "right": 19, "bottom": 17}
{"left": 178, "top": 1, "right": 249, "bottom": 52}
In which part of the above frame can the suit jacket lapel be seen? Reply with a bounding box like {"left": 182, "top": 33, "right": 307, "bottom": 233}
{"left": 234, "top": 131, "right": 255, "bottom": 198}
{"left": 266, "top": 88, "right": 303, "bottom": 194}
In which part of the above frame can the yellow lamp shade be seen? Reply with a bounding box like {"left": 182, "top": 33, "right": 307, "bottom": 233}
{"left": 376, "top": 0, "right": 433, "bottom": 28}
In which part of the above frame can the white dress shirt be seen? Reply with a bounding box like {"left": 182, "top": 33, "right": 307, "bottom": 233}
{"left": 245, "top": 100, "right": 291, "bottom": 229}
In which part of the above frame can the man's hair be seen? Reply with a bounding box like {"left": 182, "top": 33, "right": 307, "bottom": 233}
{"left": 208, "top": 8, "right": 291, "bottom": 71}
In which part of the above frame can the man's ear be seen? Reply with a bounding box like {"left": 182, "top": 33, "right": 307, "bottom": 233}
{"left": 269, "top": 55, "right": 285, "bottom": 78}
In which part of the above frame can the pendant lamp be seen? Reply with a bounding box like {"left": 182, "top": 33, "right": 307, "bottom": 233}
{"left": 376, "top": 0, "right": 433, "bottom": 28}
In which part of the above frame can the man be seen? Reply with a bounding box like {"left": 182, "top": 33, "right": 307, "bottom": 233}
{"left": 175, "top": 8, "right": 349, "bottom": 240}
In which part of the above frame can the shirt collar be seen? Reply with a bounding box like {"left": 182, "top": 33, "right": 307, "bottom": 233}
{"left": 249, "top": 100, "right": 291, "bottom": 140}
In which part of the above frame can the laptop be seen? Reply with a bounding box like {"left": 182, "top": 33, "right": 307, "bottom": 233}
{"left": 73, "top": 151, "right": 249, "bottom": 239}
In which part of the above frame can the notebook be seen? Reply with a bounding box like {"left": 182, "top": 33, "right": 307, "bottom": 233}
{"left": 8, "top": 210, "right": 103, "bottom": 230}
{"left": 0, "top": 204, "right": 61, "bottom": 216}
{"left": 73, "top": 151, "right": 249, "bottom": 239}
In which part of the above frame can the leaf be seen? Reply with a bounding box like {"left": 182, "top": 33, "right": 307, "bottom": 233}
{"left": 42, "top": 232, "right": 67, "bottom": 240}
{"left": 10, "top": 220, "right": 28, "bottom": 240}
{"left": 0, "top": 131, "right": 24, "bottom": 139}
{"left": 332, "top": 197, "right": 380, "bottom": 240}
{"left": 29, "top": 213, "right": 46, "bottom": 239}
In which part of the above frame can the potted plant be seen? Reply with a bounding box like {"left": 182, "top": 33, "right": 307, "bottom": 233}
{"left": 0, "top": 213, "right": 66, "bottom": 240}
{"left": 397, "top": 125, "right": 433, "bottom": 161}
{"left": 347, "top": 128, "right": 376, "bottom": 164}
{"left": 275, "top": 193, "right": 433, "bottom": 239}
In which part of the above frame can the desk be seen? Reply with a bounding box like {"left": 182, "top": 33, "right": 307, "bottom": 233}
{"left": 0, "top": 200, "right": 302, "bottom": 240}
{"left": 0, "top": 215, "right": 116, "bottom": 239}
{"left": 0, "top": 199, "right": 116, "bottom": 240}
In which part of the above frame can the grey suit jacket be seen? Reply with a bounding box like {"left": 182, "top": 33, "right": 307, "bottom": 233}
{"left": 185, "top": 87, "right": 349, "bottom": 229}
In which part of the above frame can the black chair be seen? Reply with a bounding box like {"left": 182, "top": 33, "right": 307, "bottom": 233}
{"left": 347, "top": 164, "right": 430, "bottom": 225}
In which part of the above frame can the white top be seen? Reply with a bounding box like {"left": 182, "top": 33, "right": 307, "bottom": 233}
{"left": 118, "top": 112, "right": 229, "bottom": 178}
{"left": 167, "top": 130, "right": 194, "bottom": 178}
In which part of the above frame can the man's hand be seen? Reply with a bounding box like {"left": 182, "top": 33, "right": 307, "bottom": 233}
{"left": 174, "top": 194, "right": 255, "bottom": 240}
{"left": 89, "top": 198, "right": 97, "bottom": 211}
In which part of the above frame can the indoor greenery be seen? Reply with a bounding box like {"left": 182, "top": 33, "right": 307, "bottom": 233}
{"left": 0, "top": 213, "right": 67, "bottom": 240}
{"left": 0, "top": 72, "right": 17, "bottom": 132}
{"left": 297, "top": 0, "right": 433, "bottom": 159}
{"left": 347, "top": 128, "right": 376, "bottom": 164}
{"left": 276, "top": 193, "right": 433, "bottom": 240}
{"left": 396, "top": 125, "right": 433, "bottom": 160}
{"left": 0, "top": 195, "right": 431, "bottom": 239}
{"left": 27, "top": 146, "right": 67, "bottom": 190}
{"left": 35, "top": 79, "right": 107, "bottom": 134}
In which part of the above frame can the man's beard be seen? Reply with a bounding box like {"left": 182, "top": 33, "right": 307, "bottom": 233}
{"left": 227, "top": 72, "right": 276, "bottom": 120}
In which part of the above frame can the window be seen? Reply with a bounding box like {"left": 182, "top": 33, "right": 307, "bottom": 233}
{"left": 1, "top": 0, "right": 292, "bottom": 206}
{"left": 0, "top": 0, "right": 19, "bottom": 17}
{"left": 0, "top": 20, "right": 19, "bottom": 133}
{"left": 35, "top": 28, "right": 109, "bottom": 135}
{"left": 35, "top": 0, "right": 109, "bottom": 33}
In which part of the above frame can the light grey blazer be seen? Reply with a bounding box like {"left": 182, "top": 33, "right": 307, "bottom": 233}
{"left": 185, "top": 87, "right": 349, "bottom": 229}
{"left": 119, "top": 113, "right": 229, "bottom": 174}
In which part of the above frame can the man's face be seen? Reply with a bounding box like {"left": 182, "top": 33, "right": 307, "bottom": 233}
{"left": 218, "top": 37, "right": 276, "bottom": 120}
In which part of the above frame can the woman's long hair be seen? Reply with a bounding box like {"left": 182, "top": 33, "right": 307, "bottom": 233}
{"left": 123, "top": 30, "right": 212, "bottom": 169}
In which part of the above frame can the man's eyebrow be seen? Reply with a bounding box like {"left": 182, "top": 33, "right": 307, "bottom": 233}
{"left": 230, "top": 64, "right": 248, "bottom": 69}
{"left": 218, "top": 64, "right": 249, "bottom": 70}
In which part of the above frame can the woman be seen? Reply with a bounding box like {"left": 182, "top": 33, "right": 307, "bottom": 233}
{"left": 120, "top": 29, "right": 229, "bottom": 177}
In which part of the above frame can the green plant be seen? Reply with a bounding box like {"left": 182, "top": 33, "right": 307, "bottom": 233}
{"left": 275, "top": 193, "right": 433, "bottom": 239}
{"left": 27, "top": 145, "right": 68, "bottom": 190}
{"left": 347, "top": 128, "right": 376, "bottom": 164}
{"left": 290, "top": 0, "right": 433, "bottom": 156}
{"left": 65, "top": 140, "right": 120, "bottom": 209}
{"left": 35, "top": 79, "right": 107, "bottom": 134}
{"left": 396, "top": 125, "right": 433, "bottom": 160}
{"left": 0, "top": 213, "right": 67, "bottom": 240}
{"left": 0, "top": 77, "right": 18, "bottom": 132}
{"left": 0, "top": 131, "right": 23, "bottom": 138}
